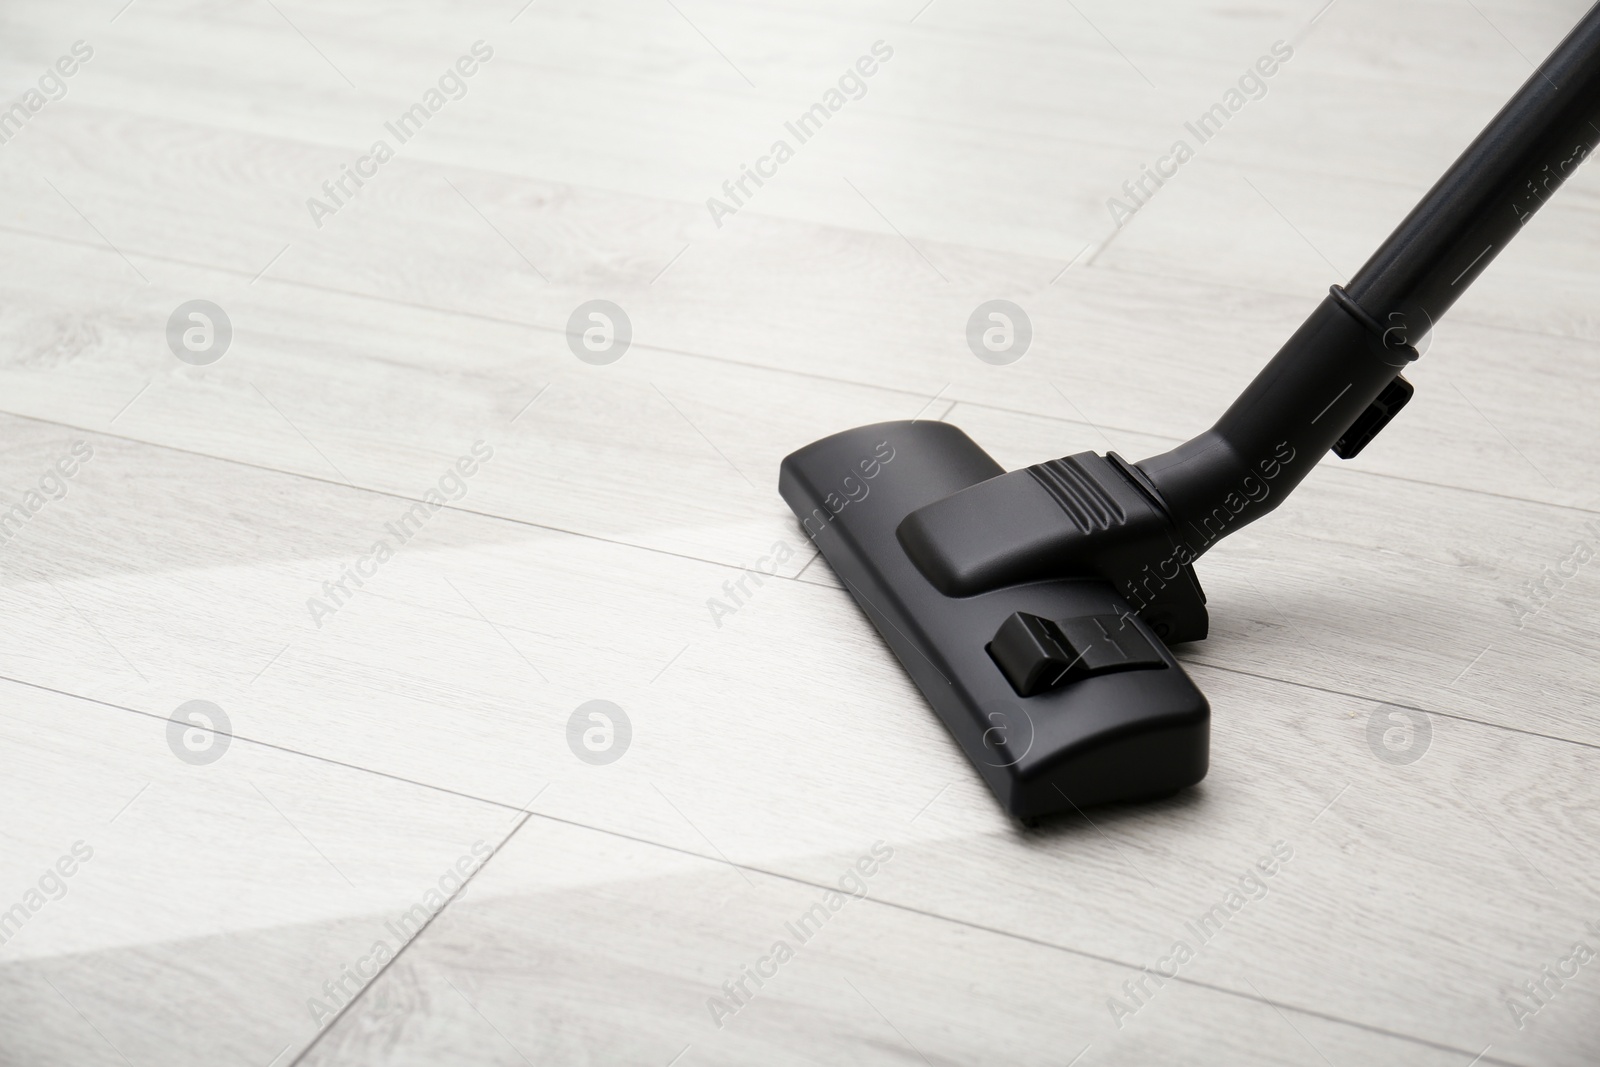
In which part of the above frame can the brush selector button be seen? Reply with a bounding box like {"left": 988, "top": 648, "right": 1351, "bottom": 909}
{"left": 989, "top": 611, "right": 1168, "bottom": 697}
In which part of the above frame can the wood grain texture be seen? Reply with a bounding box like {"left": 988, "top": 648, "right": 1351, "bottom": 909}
{"left": 0, "top": 0, "right": 1597, "bottom": 1064}
{"left": 3, "top": 146, "right": 1599, "bottom": 515}
{"left": 0, "top": 677, "right": 518, "bottom": 1067}
{"left": 294, "top": 818, "right": 1502, "bottom": 1067}
{"left": 0, "top": 404, "right": 1592, "bottom": 1062}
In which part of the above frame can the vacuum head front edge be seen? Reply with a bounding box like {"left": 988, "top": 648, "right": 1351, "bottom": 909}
{"left": 779, "top": 420, "right": 1209, "bottom": 821}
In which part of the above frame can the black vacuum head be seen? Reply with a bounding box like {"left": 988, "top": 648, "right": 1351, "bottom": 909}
{"left": 779, "top": 2, "right": 1600, "bottom": 820}
{"left": 780, "top": 421, "right": 1209, "bottom": 820}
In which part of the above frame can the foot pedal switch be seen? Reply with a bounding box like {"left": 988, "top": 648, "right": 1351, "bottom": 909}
{"left": 989, "top": 611, "right": 1168, "bottom": 697}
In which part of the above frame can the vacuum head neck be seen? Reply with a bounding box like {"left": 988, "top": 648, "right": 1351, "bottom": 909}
{"left": 781, "top": 2, "right": 1600, "bottom": 819}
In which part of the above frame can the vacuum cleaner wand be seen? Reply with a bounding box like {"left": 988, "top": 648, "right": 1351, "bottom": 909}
{"left": 781, "top": 4, "right": 1600, "bottom": 820}
{"left": 1145, "top": 3, "right": 1600, "bottom": 544}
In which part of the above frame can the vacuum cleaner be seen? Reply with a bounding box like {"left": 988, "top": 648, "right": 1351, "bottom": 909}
{"left": 780, "top": 5, "right": 1600, "bottom": 821}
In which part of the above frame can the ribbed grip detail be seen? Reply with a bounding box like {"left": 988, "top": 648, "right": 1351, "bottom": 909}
{"left": 1027, "top": 457, "right": 1126, "bottom": 534}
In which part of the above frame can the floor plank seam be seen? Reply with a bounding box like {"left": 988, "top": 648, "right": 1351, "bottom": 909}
{"left": 3, "top": 255, "right": 1596, "bottom": 522}
{"left": 0, "top": 402, "right": 1591, "bottom": 754}
{"left": 287, "top": 810, "right": 534, "bottom": 1066}
{"left": 0, "top": 667, "right": 1558, "bottom": 1065}
{"left": 14, "top": 144, "right": 1600, "bottom": 367}
{"left": 1187, "top": 660, "right": 1600, "bottom": 752}
{"left": 0, "top": 408, "right": 797, "bottom": 578}
{"left": 4, "top": 5, "right": 1596, "bottom": 1062}
{"left": 1100, "top": 259, "right": 1600, "bottom": 351}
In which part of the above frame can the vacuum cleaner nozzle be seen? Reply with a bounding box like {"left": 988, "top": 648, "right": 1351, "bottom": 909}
{"left": 782, "top": 2, "right": 1600, "bottom": 819}
{"left": 779, "top": 421, "right": 1210, "bottom": 820}
{"left": 781, "top": 297, "right": 1412, "bottom": 821}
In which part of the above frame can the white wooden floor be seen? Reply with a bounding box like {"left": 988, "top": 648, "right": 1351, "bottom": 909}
{"left": 1, "top": 0, "right": 1598, "bottom": 1063}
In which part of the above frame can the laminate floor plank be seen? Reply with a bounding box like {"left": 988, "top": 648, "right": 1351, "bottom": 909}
{"left": 0, "top": 413, "right": 1593, "bottom": 1059}
{"left": 2, "top": 0, "right": 1597, "bottom": 1064}
{"left": 297, "top": 818, "right": 1526, "bottom": 1067}
{"left": 0, "top": 0, "right": 1587, "bottom": 258}
{"left": 0, "top": 678, "right": 519, "bottom": 1067}
{"left": 1, "top": 204, "right": 1598, "bottom": 532}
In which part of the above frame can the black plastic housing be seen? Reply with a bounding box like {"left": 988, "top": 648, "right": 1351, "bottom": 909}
{"left": 1136, "top": 294, "right": 1417, "bottom": 546}
{"left": 897, "top": 451, "right": 1208, "bottom": 644}
{"left": 779, "top": 421, "right": 1209, "bottom": 817}
{"left": 779, "top": 1, "right": 1600, "bottom": 821}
